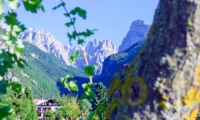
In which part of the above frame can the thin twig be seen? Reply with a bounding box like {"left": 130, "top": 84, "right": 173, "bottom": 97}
{"left": 60, "top": 0, "right": 93, "bottom": 84}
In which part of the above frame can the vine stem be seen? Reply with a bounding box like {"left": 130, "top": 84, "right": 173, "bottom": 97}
{"left": 61, "top": 0, "right": 93, "bottom": 84}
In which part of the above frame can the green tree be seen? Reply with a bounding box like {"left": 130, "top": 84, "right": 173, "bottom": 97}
{"left": 24, "top": 87, "right": 38, "bottom": 120}
{"left": 44, "top": 110, "right": 55, "bottom": 120}
{"left": 57, "top": 95, "right": 80, "bottom": 120}
{"left": 55, "top": 109, "right": 64, "bottom": 120}
{"left": 79, "top": 99, "right": 92, "bottom": 119}
{"left": 0, "top": 0, "right": 44, "bottom": 119}
{"left": 92, "top": 82, "right": 108, "bottom": 119}
{"left": 0, "top": 88, "right": 36, "bottom": 120}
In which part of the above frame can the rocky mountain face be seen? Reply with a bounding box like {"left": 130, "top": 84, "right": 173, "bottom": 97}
{"left": 19, "top": 28, "right": 118, "bottom": 75}
{"left": 19, "top": 28, "right": 73, "bottom": 65}
{"left": 70, "top": 39, "right": 118, "bottom": 75}
{"left": 118, "top": 19, "right": 150, "bottom": 52}
{"left": 100, "top": 40, "right": 146, "bottom": 86}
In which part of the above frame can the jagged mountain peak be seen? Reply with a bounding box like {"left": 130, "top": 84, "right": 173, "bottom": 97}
{"left": 131, "top": 19, "right": 148, "bottom": 25}
{"left": 119, "top": 19, "right": 150, "bottom": 52}
{"left": 19, "top": 27, "right": 73, "bottom": 65}
{"left": 75, "top": 39, "right": 118, "bottom": 75}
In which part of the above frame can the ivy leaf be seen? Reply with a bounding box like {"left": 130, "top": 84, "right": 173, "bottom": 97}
{"left": 9, "top": 82, "right": 22, "bottom": 93}
{"left": 67, "top": 31, "right": 77, "bottom": 42}
{"left": 67, "top": 33, "right": 72, "bottom": 41}
{"left": 5, "top": 11, "right": 18, "bottom": 26}
{"left": 0, "top": 0, "right": 5, "bottom": 15}
{"left": 68, "top": 80, "right": 78, "bottom": 91}
{"left": 81, "top": 83, "right": 95, "bottom": 99}
{"left": 60, "top": 77, "right": 65, "bottom": 83}
{"left": 64, "top": 74, "right": 74, "bottom": 80}
{"left": 52, "top": 2, "right": 65, "bottom": 10}
{"left": 65, "top": 22, "right": 73, "bottom": 28}
{"left": 70, "top": 7, "right": 86, "bottom": 20}
{"left": 14, "top": 47, "right": 24, "bottom": 55}
{"left": 82, "top": 83, "right": 92, "bottom": 92}
{"left": 84, "top": 65, "right": 98, "bottom": 76}
{"left": 70, "top": 52, "right": 79, "bottom": 64}
{"left": 64, "top": 13, "right": 70, "bottom": 17}
{"left": 78, "top": 39, "right": 85, "bottom": 45}
{"left": 22, "top": 0, "right": 45, "bottom": 13}
{"left": 78, "top": 29, "right": 97, "bottom": 37}
{"left": 63, "top": 81, "right": 69, "bottom": 89}
{"left": 65, "top": 18, "right": 75, "bottom": 28}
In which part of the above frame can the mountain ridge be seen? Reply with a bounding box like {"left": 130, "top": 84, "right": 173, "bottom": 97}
{"left": 119, "top": 19, "right": 150, "bottom": 52}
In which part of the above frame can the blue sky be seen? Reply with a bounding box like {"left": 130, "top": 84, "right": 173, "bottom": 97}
{"left": 16, "top": 0, "right": 159, "bottom": 47}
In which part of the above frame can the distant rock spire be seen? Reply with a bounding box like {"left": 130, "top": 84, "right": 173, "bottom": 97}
{"left": 118, "top": 19, "right": 150, "bottom": 52}
{"left": 19, "top": 28, "right": 73, "bottom": 65}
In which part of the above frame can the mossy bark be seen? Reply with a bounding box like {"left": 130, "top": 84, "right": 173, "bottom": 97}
{"left": 107, "top": 0, "right": 200, "bottom": 120}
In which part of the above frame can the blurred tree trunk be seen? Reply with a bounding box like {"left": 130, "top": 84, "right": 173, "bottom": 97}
{"left": 106, "top": 0, "right": 200, "bottom": 120}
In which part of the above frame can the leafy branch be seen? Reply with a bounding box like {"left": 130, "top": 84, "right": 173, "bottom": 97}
{"left": 53, "top": 0, "right": 97, "bottom": 84}
{"left": 0, "top": 0, "right": 44, "bottom": 119}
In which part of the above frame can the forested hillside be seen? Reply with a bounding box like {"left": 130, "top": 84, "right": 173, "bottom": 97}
{"left": 100, "top": 40, "right": 146, "bottom": 86}
{"left": 10, "top": 42, "right": 89, "bottom": 98}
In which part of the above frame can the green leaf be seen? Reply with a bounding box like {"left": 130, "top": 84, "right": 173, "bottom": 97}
{"left": 14, "top": 47, "right": 24, "bottom": 55}
{"left": 70, "top": 55, "right": 75, "bottom": 64}
{"left": 84, "top": 65, "right": 97, "bottom": 76}
{"left": 72, "top": 31, "right": 77, "bottom": 40}
{"left": 67, "top": 33, "right": 72, "bottom": 41}
{"left": 65, "top": 18, "right": 75, "bottom": 28}
{"left": 81, "top": 90, "right": 95, "bottom": 100}
{"left": 64, "top": 13, "right": 70, "bottom": 17}
{"left": 63, "top": 81, "right": 69, "bottom": 89}
{"left": 0, "top": 0, "right": 5, "bottom": 15}
{"left": 22, "top": 0, "right": 45, "bottom": 13}
{"left": 68, "top": 80, "right": 78, "bottom": 91}
{"left": 65, "top": 22, "right": 73, "bottom": 28}
{"left": 78, "top": 39, "right": 85, "bottom": 45}
{"left": 78, "top": 29, "right": 97, "bottom": 37}
{"left": 5, "top": 11, "right": 18, "bottom": 26}
{"left": 70, "top": 7, "right": 86, "bottom": 20}
{"left": 60, "top": 77, "right": 65, "bottom": 83}
{"left": 52, "top": 2, "right": 65, "bottom": 10}
{"left": 67, "top": 31, "right": 78, "bottom": 43}
{"left": 9, "top": 82, "right": 22, "bottom": 93}
{"left": 70, "top": 52, "right": 79, "bottom": 64}
{"left": 65, "top": 74, "right": 74, "bottom": 80}
{"left": 82, "top": 83, "right": 92, "bottom": 91}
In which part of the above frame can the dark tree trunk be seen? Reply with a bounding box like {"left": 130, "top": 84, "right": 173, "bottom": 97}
{"left": 106, "top": 0, "right": 200, "bottom": 120}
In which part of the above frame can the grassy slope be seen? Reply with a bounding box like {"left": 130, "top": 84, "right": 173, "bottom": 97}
{"left": 10, "top": 42, "right": 88, "bottom": 99}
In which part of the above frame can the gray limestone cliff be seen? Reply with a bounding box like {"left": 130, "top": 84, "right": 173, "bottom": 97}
{"left": 19, "top": 28, "right": 73, "bottom": 65}
{"left": 19, "top": 28, "right": 118, "bottom": 74}
{"left": 71, "top": 39, "right": 118, "bottom": 75}
{"left": 118, "top": 19, "right": 150, "bottom": 52}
